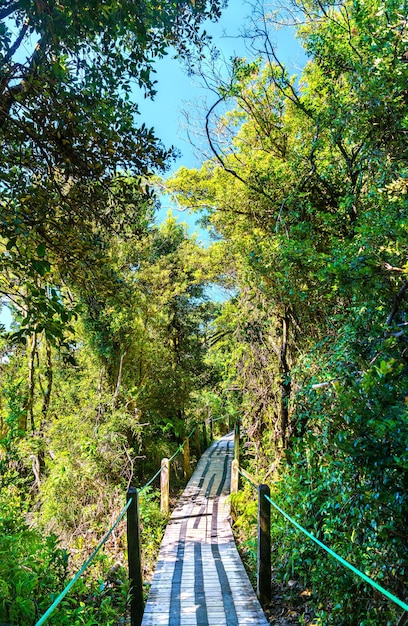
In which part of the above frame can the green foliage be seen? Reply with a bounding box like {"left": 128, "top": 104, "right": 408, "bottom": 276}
{"left": 0, "top": 3, "right": 228, "bottom": 625}
{"left": 80, "top": 216, "right": 219, "bottom": 438}
{"left": 0, "top": 0, "right": 225, "bottom": 344}
{"left": 139, "top": 488, "right": 168, "bottom": 586}
{"left": 2, "top": 0, "right": 408, "bottom": 622}
{"left": 230, "top": 487, "right": 258, "bottom": 586}
{"left": 0, "top": 488, "right": 68, "bottom": 626}
{"left": 0, "top": 379, "right": 26, "bottom": 474}
{"left": 0, "top": 207, "right": 219, "bottom": 622}
{"left": 167, "top": 0, "right": 408, "bottom": 620}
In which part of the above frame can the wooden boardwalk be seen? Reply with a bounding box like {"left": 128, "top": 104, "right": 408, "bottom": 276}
{"left": 141, "top": 432, "right": 269, "bottom": 626}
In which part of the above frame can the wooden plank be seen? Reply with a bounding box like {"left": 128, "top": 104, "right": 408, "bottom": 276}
{"left": 141, "top": 432, "right": 269, "bottom": 626}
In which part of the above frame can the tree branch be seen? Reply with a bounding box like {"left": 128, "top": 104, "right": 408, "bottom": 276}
{"left": 0, "top": 1, "right": 21, "bottom": 20}
{"left": 3, "top": 19, "right": 29, "bottom": 65}
{"left": 0, "top": 34, "right": 48, "bottom": 127}
{"left": 386, "top": 280, "right": 407, "bottom": 326}
{"left": 205, "top": 96, "right": 278, "bottom": 208}
{"left": 205, "top": 96, "right": 249, "bottom": 188}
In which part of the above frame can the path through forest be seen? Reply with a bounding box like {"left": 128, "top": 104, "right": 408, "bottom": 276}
{"left": 141, "top": 432, "right": 269, "bottom": 625}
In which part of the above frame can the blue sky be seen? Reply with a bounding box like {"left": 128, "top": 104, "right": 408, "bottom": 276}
{"left": 137, "top": 1, "right": 306, "bottom": 174}
{"left": 137, "top": 1, "right": 306, "bottom": 236}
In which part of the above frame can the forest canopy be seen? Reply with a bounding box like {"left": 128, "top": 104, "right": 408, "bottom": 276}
{"left": 0, "top": 0, "right": 225, "bottom": 342}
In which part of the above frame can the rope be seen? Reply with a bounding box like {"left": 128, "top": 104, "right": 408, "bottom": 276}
{"left": 140, "top": 425, "right": 197, "bottom": 488}
{"left": 35, "top": 498, "right": 133, "bottom": 626}
{"left": 235, "top": 460, "right": 408, "bottom": 613}
{"left": 206, "top": 415, "right": 227, "bottom": 424}
{"left": 168, "top": 442, "right": 184, "bottom": 463}
{"left": 237, "top": 467, "right": 257, "bottom": 489}
{"left": 35, "top": 422, "right": 202, "bottom": 624}
{"left": 140, "top": 466, "right": 162, "bottom": 492}
{"left": 264, "top": 493, "right": 408, "bottom": 613}
{"left": 187, "top": 425, "right": 196, "bottom": 439}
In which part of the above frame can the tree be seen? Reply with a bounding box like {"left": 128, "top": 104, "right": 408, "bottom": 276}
{"left": 0, "top": 0, "right": 226, "bottom": 342}
{"left": 80, "top": 214, "right": 221, "bottom": 440}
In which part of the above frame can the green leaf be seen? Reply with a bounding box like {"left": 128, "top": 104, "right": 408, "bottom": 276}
{"left": 6, "top": 237, "right": 17, "bottom": 250}
{"left": 36, "top": 243, "right": 46, "bottom": 258}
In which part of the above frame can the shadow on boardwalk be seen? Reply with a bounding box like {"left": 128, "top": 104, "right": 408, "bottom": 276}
{"left": 141, "top": 432, "right": 269, "bottom": 626}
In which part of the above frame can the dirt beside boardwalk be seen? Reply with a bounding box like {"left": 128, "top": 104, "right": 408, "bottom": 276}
{"left": 263, "top": 579, "right": 316, "bottom": 625}
{"left": 232, "top": 538, "right": 316, "bottom": 625}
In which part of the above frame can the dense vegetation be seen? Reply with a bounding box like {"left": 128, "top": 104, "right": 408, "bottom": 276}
{"left": 167, "top": 0, "right": 408, "bottom": 623}
{"left": 1, "top": 0, "right": 407, "bottom": 624}
{"left": 0, "top": 1, "right": 225, "bottom": 624}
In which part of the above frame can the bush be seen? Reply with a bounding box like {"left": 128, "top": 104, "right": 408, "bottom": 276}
{"left": 0, "top": 488, "right": 68, "bottom": 625}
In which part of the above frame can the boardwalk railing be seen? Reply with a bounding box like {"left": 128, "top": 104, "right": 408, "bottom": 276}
{"left": 230, "top": 428, "right": 408, "bottom": 617}
{"left": 34, "top": 417, "right": 229, "bottom": 626}
{"left": 35, "top": 419, "right": 408, "bottom": 625}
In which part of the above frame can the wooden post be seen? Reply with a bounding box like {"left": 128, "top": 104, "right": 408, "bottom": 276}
{"left": 160, "top": 458, "right": 169, "bottom": 514}
{"left": 195, "top": 425, "right": 201, "bottom": 457}
{"left": 209, "top": 417, "right": 213, "bottom": 442}
{"left": 126, "top": 487, "right": 144, "bottom": 626}
{"left": 183, "top": 437, "right": 190, "bottom": 479}
{"left": 202, "top": 422, "right": 208, "bottom": 450}
{"left": 231, "top": 458, "right": 239, "bottom": 493}
{"left": 257, "top": 484, "right": 271, "bottom": 605}
{"left": 234, "top": 420, "right": 240, "bottom": 463}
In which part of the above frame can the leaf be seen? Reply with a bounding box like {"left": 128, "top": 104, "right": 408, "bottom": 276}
{"left": 36, "top": 243, "right": 46, "bottom": 257}
{"left": 6, "top": 237, "right": 17, "bottom": 250}
{"left": 32, "top": 259, "right": 51, "bottom": 276}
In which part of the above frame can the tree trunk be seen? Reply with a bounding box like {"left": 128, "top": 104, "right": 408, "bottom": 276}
{"left": 24, "top": 331, "right": 37, "bottom": 432}
{"left": 278, "top": 313, "right": 291, "bottom": 450}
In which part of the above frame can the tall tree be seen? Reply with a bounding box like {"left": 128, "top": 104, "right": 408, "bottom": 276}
{"left": 81, "top": 215, "right": 220, "bottom": 438}
{"left": 0, "top": 0, "right": 225, "bottom": 341}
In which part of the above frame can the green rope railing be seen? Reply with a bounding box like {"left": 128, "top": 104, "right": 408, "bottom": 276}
{"left": 35, "top": 422, "right": 200, "bottom": 625}
{"left": 139, "top": 466, "right": 162, "bottom": 492}
{"left": 35, "top": 498, "right": 132, "bottom": 626}
{"left": 263, "top": 492, "right": 408, "bottom": 613}
{"left": 187, "top": 425, "right": 196, "bottom": 439}
{"left": 141, "top": 424, "right": 197, "bottom": 488}
{"left": 168, "top": 427, "right": 195, "bottom": 462}
{"left": 205, "top": 415, "right": 227, "bottom": 424}
{"left": 237, "top": 467, "right": 408, "bottom": 613}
